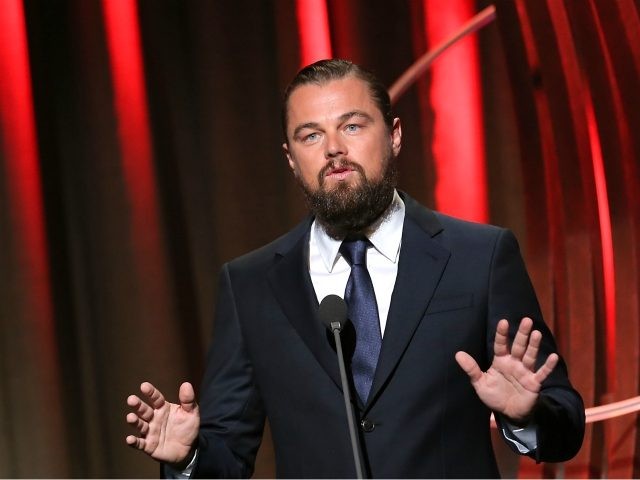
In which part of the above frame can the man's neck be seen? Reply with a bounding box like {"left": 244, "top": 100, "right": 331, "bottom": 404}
{"left": 316, "top": 189, "right": 402, "bottom": 240}
{"left": 360, "top": 191, "right": 401, "bottom": 238}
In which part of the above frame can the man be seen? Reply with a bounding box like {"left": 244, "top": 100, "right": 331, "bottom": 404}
{"left": 125, "top": 59, "right": 585, "bottom": 478}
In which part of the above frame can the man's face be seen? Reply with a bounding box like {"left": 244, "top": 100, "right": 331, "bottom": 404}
{"left": 282, "top": 76, "right": 402, "bottom": 238}
{"left": 283, "top": 75, "right": 401, "bottom": 195}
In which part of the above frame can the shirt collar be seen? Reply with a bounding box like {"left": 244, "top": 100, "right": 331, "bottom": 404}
{"left": 311, "top": 189, "right": 405, "bottom": 272}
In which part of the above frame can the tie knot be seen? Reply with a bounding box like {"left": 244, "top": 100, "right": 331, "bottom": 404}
{"left": 339, "top": 236, "right": 370, "bottom": 266}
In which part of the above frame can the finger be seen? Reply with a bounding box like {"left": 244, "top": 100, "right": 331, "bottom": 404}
{"left": 522, "top": 329, "right": 542, "bottom": 370}
{"left": 126, "top": 434, "right": 146, "bottom": 450}
{"left": 534, "top": 353, "right": 559, "bottom": 384}
{"left": 493, "top": 319, "right": 510, "bottom": 357}
{"left": 127, "top": 395, "right": 154, "bottom": 422}
{"left": 126, "top": 395, "right": 153, "bottom": 423}
{"left": 455, "top": 351, "right": 483, "bottom": 384}
{"left": 510, "top": 317, "right": 533, "bottom": 360}
{"left": 126, "top": 412, "right": 150, "bottom": 435}
{"left": 179, "top": 382, "right": 197, "bottom": 413}
{"left": 127, "top": 394, "right": 141, "bottom": 408}
{"left": 140, "top": 382, "right": 166, "bottom": 410}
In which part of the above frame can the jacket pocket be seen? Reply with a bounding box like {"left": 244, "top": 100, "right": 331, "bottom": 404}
{"left": 426, "top": 293, "right": 474, "bottom": 314}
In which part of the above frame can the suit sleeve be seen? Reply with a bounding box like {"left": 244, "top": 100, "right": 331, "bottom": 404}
{"left": 488, "top": 229, "right": 585, "bottom": 462}
{"left": 190, "top": 263, "right": 266, "bottom": 478}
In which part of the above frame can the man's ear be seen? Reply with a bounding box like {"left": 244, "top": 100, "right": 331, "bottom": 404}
{"left": 283, "top": 142, "right": 297, "bottom": 173}
{"left": 391, "top": 118, "right": 402, "bottom": 156}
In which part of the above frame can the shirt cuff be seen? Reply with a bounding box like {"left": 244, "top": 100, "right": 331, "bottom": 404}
{"left": 501, "top": 418, "right": 537, "bottom": 454}
{"left": 163, "top": 449, "right": 198, "bottom": 479}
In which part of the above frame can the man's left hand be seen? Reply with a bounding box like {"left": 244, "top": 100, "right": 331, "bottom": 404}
{"left": 455, "top": 317, "right": 558, "bottom": 423}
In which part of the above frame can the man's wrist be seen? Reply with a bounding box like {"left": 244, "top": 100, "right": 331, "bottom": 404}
{"left": 504, "top": 414, "right": 532, "bottom": 428}
{"left": 168, "top": 443, "right": 198, "bottom": 471}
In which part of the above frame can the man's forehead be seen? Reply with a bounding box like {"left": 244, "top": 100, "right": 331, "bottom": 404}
{"left": 287, "top": 76, "right": 376, "bottom": 118}
{"left": 290, "top": 75, "right": 369, "bottom": 98}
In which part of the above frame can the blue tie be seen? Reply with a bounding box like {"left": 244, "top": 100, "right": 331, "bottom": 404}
{"left": 340, "top": 237, "right": 382, "bottom": 403}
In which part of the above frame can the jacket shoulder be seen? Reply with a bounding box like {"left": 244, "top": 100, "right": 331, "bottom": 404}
{"left": 432, "top": 211, "right": 506, "bottom": 237}
{"left": 225, "top": 216, "right": 311, "bottom": 272}
{"left": 400, "top": 192, "right": 506, "bottom": 237}
{"left": 402, "top": 191, "right": 507, "bottom": 242}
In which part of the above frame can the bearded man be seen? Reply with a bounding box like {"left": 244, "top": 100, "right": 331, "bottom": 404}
{"left": 125, "top": 59, "right": 585, "bottom": 478}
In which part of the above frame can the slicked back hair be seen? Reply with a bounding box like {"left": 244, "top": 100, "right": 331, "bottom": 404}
{"left": 281, "top": 59, "right": 393, "bottom": 142}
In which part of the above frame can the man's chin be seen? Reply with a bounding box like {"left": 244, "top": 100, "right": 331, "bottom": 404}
{"left": 298, "top": 157, "right": 397, "bottom": 238}
{"left": 320, "top": 175, "right": 363, "bottom": 193}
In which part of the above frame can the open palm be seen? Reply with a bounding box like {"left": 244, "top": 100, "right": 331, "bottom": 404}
{"left": 455, "top": 317, "right": 558, "bottom": 423}
{"left": 126, "top": 382, "right": 200, "bottom": 465}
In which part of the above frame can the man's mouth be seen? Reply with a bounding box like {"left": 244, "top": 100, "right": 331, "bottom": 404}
{"left": 325, "top": 166, "right": 354, "bottom": 180}
{"left": 318, "top": 160, "right": 365, "bottom": 187}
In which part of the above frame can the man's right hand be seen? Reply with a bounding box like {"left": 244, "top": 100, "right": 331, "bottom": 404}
{"left": 126, "top": 381, "right": 200, "bottom": 466}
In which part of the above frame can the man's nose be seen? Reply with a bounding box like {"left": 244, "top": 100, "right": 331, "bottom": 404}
{"left": 324, "top": 132, "right": 347, "bottom": 158}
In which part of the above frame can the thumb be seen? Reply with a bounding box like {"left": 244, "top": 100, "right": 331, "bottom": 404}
{"left": 178, "top": 382, "right": 197, "bottom": 412}
{"left": 455, "top": 351, "right": 483, "bottom": 384}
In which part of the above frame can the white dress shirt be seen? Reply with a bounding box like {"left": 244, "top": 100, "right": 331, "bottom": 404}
{"left": 309, "top": 189, "right": 405, "bottom": 336}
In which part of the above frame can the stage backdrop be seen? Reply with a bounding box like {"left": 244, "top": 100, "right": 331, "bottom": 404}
{"left": 0, "top": 0, "right": 638, "bottom": 477}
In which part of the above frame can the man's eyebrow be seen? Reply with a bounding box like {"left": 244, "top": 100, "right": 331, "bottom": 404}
{"left": 338, "top": 110, "right": 374, "bottom": 123}
{"left": 292, "top": 122, "right": 320, "bottom": 139}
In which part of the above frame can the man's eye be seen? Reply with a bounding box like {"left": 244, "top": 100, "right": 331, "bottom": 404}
{"left": 345, "top": 124, "right": 360, "bottom": 133}
{"left": 303, "top": 133, "right": 319, "bottom": 143}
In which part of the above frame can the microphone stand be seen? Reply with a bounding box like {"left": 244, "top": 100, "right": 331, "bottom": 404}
{"left": 329, "top": 320, "right": 364, "bottom": 479}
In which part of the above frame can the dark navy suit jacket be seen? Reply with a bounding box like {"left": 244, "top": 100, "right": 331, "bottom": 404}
{"left": 190, "top": 193, "right": 584, "bottom": 478}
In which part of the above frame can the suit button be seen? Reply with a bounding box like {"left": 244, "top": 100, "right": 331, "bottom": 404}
{"left": 361, "top": 419, "right": 375, "bottom": 432}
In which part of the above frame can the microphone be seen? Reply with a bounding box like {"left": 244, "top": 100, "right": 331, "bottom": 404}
{"left": 319, "top": 293, "right": 348, "bottom": 333}
{"left": 318, "top": 295, "right": 364, "bottom": 479}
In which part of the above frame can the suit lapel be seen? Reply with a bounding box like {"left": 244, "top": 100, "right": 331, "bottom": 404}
{"left": 265, "top": 195, "right": 452, "bottom": 409}
{"left": 367, "top": 197, "right": 451, "bottom": 407}
{"left": 267, "top": 219, "right": 344, "bottom": 391}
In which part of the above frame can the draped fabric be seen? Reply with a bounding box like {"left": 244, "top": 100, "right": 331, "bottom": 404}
{"left": 0, "top": 0, "right": 638, "bottom": 477}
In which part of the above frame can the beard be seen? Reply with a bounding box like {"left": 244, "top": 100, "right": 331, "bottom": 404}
{"left": 296, "top": 154, "right": 398, "bottom": 240}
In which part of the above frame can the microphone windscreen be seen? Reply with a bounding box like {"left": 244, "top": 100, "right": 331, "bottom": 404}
{"left": 318, "top": 294, "right": 348, "bottom": 330}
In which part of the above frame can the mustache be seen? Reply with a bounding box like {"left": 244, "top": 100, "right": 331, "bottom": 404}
{"left": 317, "top": 158, "right": 366, "bottom": 187}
